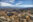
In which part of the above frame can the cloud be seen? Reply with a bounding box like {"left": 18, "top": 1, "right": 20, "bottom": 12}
{"left": 0, "top": 2, "right": 33, "bottom": 8}
{"left": 1, "top": 2, "right": 11, "bottom": 6}
{"left": 9, "top": 0, "right": 15, "bottom": 3}
{"left": 15, "top": 5, "right": 33, "bottom": 8}
{"left": 16, "top": 1, "right": 23, "bottom": 5}
{"left": 1, "top": 2, "right": 15, "bottom": 7}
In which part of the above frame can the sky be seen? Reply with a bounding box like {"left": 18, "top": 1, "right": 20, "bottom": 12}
{"left": 0, "top": 0, "right": 33, "bottom": 8}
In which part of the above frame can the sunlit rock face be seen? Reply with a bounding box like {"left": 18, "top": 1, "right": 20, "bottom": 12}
{"left": 0, "top": 16, "right": 12, "bottom": 22}
{"left": 0, "top": 16, "right": 7, "bottom": 22}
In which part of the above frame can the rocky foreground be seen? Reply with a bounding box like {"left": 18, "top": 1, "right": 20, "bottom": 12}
{"left": 0, "top": 10, "right": 33, "bottom": 22}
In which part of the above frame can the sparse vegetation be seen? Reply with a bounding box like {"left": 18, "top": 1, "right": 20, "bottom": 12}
{"left": 0, "top": 7, "right": 33, "bottom": 22}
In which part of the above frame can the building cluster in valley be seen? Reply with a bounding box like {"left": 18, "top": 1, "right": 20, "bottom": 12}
{"left": 0, "top": 9, "right": 33, "bottom": 22}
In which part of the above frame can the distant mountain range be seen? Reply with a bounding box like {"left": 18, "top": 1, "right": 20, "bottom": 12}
{"left": 0, "top": 6, "right": 33, "bottom": 11}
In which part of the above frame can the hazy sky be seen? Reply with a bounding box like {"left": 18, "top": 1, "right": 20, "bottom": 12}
{"left": 0, "top": 0, "right": 33, "bottom": 8}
